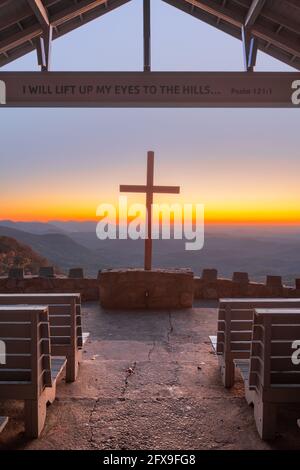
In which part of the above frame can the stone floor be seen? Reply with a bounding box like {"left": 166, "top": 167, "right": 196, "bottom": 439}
{"left": 1, "top": 301, "right": 300, "bottom": 450}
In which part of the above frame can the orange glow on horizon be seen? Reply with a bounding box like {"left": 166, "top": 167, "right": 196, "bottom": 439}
{"left": 2, "top": 202, "right": 300, "bottom": 225}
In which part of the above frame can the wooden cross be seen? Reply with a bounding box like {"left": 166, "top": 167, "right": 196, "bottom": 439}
{"left": 120, "top": 151, "right": 180, "bottom": 271}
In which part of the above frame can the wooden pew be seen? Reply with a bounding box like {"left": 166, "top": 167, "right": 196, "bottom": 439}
{"left": 0, "top": 417, "right": 8, "bottom": 433}
{"left": 0, "top": 294, "right": 88, "bottom": 382}
{"left": 235, "top": 308, "right": 300, "bottom": 440}
{"left": 214, "top": 298, "right": 300, "bottom": 388}
{"left": 0, "top": 306, "right": 66, "bottom": 438}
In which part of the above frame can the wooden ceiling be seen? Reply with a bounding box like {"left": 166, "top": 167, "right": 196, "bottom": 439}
{"left": 0, "top": 0, "right": 299, "bottom": 70}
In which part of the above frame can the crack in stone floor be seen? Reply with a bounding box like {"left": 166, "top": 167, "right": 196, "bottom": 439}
{"left": 121, "top": 361, "right": 137, "bottom": 396}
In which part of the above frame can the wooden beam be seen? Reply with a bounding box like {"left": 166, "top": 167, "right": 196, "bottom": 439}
{"left": 0, "top": 0, "right": 129, "bottom": 56}
{"left": 163, "top": 0, "right": 300, "bottom": 60}
{"left": 235, "top": 0, "right": 300, "bottom": 36}
{"left": 0, "top": 0, "right": 106, "bottom": 32}
{"left": 143, "top": 0, "right": 151, "bottom": 72}
{"left": 0, "top": 0, "right": 131, "bottom": 64}
{"left": 0, "top": 24, "right": 42, "bottom": 55}
{"left": 245, "top": 0, "right": 265, "bottom": 28}
{"left": 182, "top": 0, "right": 242, "bottom": 28}
{"left": 163, "top": 0, "right": 242, "bottom": 39}
{"left": 51, "top": 0, "right": 108, "bottom": 27}
{"left": 252, "top": 24, "right": 300, "bottom": 58}
{"left": 27, "top": 0, "right": 50, "bottom": 30}
{"left": 1, "top": 71, "right": 300, "bottom": 107}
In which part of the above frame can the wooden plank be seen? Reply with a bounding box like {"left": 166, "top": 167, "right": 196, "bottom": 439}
{"left": 0, "top": 293, "right": 81, "bottom": 302}
{"left": 0, "top": 71, "right": 300, "bottom": 108}
{"left": 219, "top": 299, "right": 300, "bottom": 308}
{"left": 183, "top": 0, "right": 242, "bottom": 28}
{"left": 219, "top": 308, "right": 254, "bottom": 320}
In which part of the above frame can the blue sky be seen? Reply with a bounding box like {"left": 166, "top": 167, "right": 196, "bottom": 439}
{"left": 1, "top": 0, "right": 299, "bottom": 222}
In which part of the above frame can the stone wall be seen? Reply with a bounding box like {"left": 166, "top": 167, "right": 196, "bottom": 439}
{"left": 0, "top": 276, "right": 99, "bottom": 301}
{"left": 1, "top": 268, "right": 300, "bottom": 304}
{"left": 99, "top": 268, "right": 194, "bottom": 309}
{"left": 194, "top": 271, "right": 300, "bottom": 300}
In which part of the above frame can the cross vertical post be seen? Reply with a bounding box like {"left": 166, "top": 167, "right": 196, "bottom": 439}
{"left": 145, "top": 151, "right": 154, "bottom": 270}
{"left": 143, "top": 0, "right": 151, "bottom": 72}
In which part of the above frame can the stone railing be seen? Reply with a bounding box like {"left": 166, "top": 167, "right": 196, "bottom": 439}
{"left": 1, "top": 266, "right": 300, "bottom": 304}
{"left": 0, "top": 268, "right": 100, "bottom": 301}
{"left": 194, "top": 268, "right": 300, "bottom": 300}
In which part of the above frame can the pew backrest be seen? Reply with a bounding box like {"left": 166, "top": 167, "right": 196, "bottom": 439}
{"left": 0, "top": 294, "right": 83, "bottom": 350}
{"left": 0, "top": 306, "right": 52, "bottom": 400}
{"left": 217, "top": 299, "right": 300, "bottom": 359}
{"left": 249, "top": 309, "right": 300, "bottom": 394}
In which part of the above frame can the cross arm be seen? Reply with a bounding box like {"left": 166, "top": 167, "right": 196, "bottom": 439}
{"left": 153, "top": 186, "right": 180, "bottom": 194}
{"left": 120, "top": 185, "right": 147, "bottom": 193}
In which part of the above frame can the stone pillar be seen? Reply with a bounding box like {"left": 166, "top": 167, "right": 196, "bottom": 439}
{"left": 39, "top": 266, "right": 55, "bottom": 278}
{"left": 8, "top": 268, "right": 24, "bottom": 280}
{"left": 201, "top": 268, "right": 218, "bottom": 282}
{"left": 69, "top": 268, "right": 84, "bottom": 279}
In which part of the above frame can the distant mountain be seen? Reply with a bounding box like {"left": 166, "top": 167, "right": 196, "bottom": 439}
{"left": 69, "top": 231, "right": 300, "bottom": 284}
{"left": 50, "top": 221, "right": 97, "bottom": 233}
{"left": 0, "top": 236, "right": 49, "bottom": 276}
{"left": 0, "top": 220, "right": 66, "bottom": 235}
{"left": 0, "top": 225, "right": 99, "bottom": 275}
{"left": 1, "top": 222, "right": 300, "bottom": 284}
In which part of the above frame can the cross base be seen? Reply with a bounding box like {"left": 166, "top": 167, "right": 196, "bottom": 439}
{"left": 99, "top": 268, "right": 194, "bottom": 310}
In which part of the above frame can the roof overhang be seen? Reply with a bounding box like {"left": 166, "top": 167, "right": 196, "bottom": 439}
{"left": 0, "top": 0, "right": 299, "bottom": 70}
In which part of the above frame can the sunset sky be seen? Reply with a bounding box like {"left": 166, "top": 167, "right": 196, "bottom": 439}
{"left": 0, "top": 0, "right": 299, "bottom": 224}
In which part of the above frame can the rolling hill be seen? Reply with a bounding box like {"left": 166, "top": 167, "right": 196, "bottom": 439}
{"left": 0, "top": 236, "right": 49, "bottom": 276}
{"left": 0, "top": 225, "right": 99, "bottom": 275}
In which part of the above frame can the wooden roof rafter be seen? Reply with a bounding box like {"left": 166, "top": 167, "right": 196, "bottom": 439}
{"left": 162, "top": 0, "right": 300, "bottom": 70}
{"left": 0, "top": 0, "right": 299, "bottom": 70}
{"left": 0, "top": 0, "right": 131, "bottom": 67}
